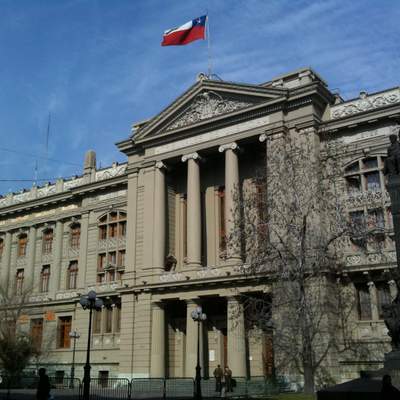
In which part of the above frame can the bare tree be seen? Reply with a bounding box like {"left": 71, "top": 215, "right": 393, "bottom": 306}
{"left": 0, "top": 283, "right": 36, "bottom": 385}
{"left": 231, "top": 130, "right": 377, "bottom": 394}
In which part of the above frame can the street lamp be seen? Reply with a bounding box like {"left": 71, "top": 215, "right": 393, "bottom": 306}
{"left": 191, "top": 306, "right": 207, "bottom": 400}
{"left": 69, "top": 330, "right": 80, "bottom": 388}
{"left": 79, "top": 291, "right": 103, "bottom": 400}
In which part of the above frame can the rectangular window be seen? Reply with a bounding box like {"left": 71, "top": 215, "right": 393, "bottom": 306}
{"left": 55, "top": 371, "right": 65, "bottom": 385}
{"left": 67, "top": 261, "right": 78, "bottom": 290}
{"left": 109, "top": 224, "right": 117, "bottom": 238}
{"left": 350, "top": 211, "right": 365, "bottom": 230}
{"left": 98, "top": 254, "right": 106, "bottom": 271}
{"left": 367, "top": 208, "right": 385, "bottom": 230}
{"left": 107, "top": 269, "right": 115, "bottom": 282}
{"left": 117, "top": 250, "right": 125, "bottom": 267}
{"left": 365, "top": 171, "right": 381, "bottom": 191}
{"left": 115, "top": 304, "right": 121, "bottom": 333}
{"left": 30, "top": 318, "right": 43, "bottom": 351}
{"left": 18, "top": 235, "right": 27, "bottom": 257}
{"left": 356, "top": 283, "right": 372, "bottom": 320}
{"left": 42, "top": 230, "right": 53, "bottom": 254}
{"left": 108, "top": 252, "right": 116, "bottom": 266}
{"left": 98, "top": 371, "right": 109, "bottom": 388}
{"left": 70, "top": 225, "right": 80, "bottom": 249}
{"left": 105, "top": 308, "right": 113, "bottom": 333}
{"left": 346, "top": 175, "right": 361, "bottom": 195}
{"left": 16, "top": 269, "right": 24, "bottom": 295}
{"left": 57, "top": 316, "right": 72, "bottom": 348}
{"left": 119, "top": 222, "right": 126, "bottom": 237}
{"left": 377, "top": 282, "right": 391, "bottom": 319}
{"left": 93, "top": 310, "right": 102, "bottom": 334}
{"left": 40, "top": 266, "right": 50, "bottom": 293}
{"left": 218, "top": 187, "right": 226, "bottom": 253}
{"left": 99, "top": 226, "right": 107, "bottom": 240}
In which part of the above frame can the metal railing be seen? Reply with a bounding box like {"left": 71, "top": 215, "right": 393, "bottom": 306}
{"left": 0, "top": 375, "right": 289, "bottom": 400}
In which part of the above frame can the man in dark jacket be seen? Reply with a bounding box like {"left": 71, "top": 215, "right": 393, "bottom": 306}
{"left": 36, "top": 368, "right": 51, "bottom": 400}
{"left": 213, "top": 365, "right": 223, "bottom": 392}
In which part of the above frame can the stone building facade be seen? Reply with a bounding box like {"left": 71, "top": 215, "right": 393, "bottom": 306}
{"left": 0, "top": 67, "right": 399, "bottom": 384}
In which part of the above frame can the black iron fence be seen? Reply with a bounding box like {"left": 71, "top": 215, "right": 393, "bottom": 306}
{"left": 0, "top": 375, "right": 290, "bottom": 400}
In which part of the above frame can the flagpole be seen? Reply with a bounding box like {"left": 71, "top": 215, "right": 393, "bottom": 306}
{"left": 206, "top": 14, "right": 212, "bottom": 77}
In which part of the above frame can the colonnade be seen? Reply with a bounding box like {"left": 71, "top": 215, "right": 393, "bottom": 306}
{"left": 153, "top": 142, "right": 242, "bottom": 270}
{"left": 150, "top": 296, "right": 247, "bottom": 378}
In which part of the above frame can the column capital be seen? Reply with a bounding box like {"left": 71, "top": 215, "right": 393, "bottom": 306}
{"left": 367, "top": 280, "right": 375, "bottom": 288}
{"left": 388, "top": 279, "right": 397, "bottom": 286}
{"left": 218, "top": 142, "right": 239, "bottom": 153}
{"left": 181, "top": 152, "right": 201, "bottom": 163}
{"left": 259, "top": 133, "right": 267, "bottom": 142}
{"left": 155, "top": 161, "right": 167, "bottom": 170}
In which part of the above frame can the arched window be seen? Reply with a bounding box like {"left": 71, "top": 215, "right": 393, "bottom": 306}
{"left": 18, "top": 234, "right": 27, "bottom": 257}
{"left": 67, "top": 261, "right": 78, "bottom": 290}
{"left": 70, "top": 223, "right": 81, "bottom": 249}
{"left": 345, "top": 156, "right": 388, "bottom": 235}
{"left": 98, "top": 211, "right": 127, "bottom": 241}
{"left": 42, "top": 229, "right": 53, "bottom": 254}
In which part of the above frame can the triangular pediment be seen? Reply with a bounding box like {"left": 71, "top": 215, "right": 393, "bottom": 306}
{"left": 133, "top": 79, "right": 286, "bottom": 143}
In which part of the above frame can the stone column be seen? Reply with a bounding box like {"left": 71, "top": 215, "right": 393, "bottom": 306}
{"left": 218, "top": 143, "right": 241, "bottom": 263}
{"left": 389, "top": 279, "right": 398, "bottom": 301}
{"left": 78, "top": 213, "right": 89, "bottom": 289}
{"left": 367, "top": 281, "right": 379, "bottom": 320}
{"left": 150, "top": 302, "right": 166, "bottom": 377}
{"left": 25, "top": 226, "right": 37, "bottom": 289}
{"left": 49, "top": 220, "right": 63, "bottom": 297}
{"left": 0, "top": 232, "right": 12, "bottom": 291}
{"left": 227, "top": 297, "right": 247, "bottom": 377}
{"left": 153, "top": 162, "right": 167, "bottom": 272}
{"left": 182, "top": 153, "right": 202, "bottom": 268}
{"left": 185, "top": 300, "right": 200, "bottom": 377}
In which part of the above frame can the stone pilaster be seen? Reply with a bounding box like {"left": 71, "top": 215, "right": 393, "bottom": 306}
{"left": 77, "top": 213, "right": 89, "bottom": 289}
{"left": 218, "top": 142, "right": 241, "bottom": 263}
{"left": 26, "top": 226, "right": 37, "bottom": 290}
{"left": 50, "top": 220, "right": 63, "bottom": 298}
{"left": 0, "top": 232, "right": 12, "bottom": 292}
{"left": 182, "top": 153, "right": 202, "bottom": 268}
{"left": 126, "top": 171, "right": 139, "bottom": 281}
{"left": 185, "top": 300, "right": 200, "bottom": 377}
{"left": 153, "top": 162, "right": 166, "bottom": 273}
{"left": 227, "top": 297, "right": 247, "bottom": 377}
{"left": 150, "top": 302, "right": 166, "bottom": 377}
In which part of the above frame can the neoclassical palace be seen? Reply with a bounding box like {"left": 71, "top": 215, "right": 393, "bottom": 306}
{"left": 0, "top": 68, "right": 399, "bottom": 384}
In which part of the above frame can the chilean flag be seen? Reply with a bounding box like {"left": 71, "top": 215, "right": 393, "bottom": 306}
{"left": 162, "top": 15, "right": 207, "bottom": 46}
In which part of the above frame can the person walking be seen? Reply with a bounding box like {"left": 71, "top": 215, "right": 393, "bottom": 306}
{"left": 213, "top": 364, "right": 223, "bottom": 392}
{"left": 224, "top": 366, "right": 233, "bottom": 393}
{"left": 36, "top": 368, "right": 51, "bottom": 400}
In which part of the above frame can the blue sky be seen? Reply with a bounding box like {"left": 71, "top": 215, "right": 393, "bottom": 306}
{"left": 0, "top": 0, "right": 399, "bottom": 195}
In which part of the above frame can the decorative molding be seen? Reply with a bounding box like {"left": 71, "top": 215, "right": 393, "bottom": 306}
{"left": 345, "top": 190, "right": 389, "bottom": 208}
{"left": 181, "top": 152, "right": 201, "bottom": 163}
{"left": 95, "top": 164, "right": 127, "bottom": 182}
{"left": 166, "top": 91, "right": 254, "bottom": 131}
{"left": 154, "top": 116, "right": 270, "bottom": 156}
{"left": 331, "top": 88, "right": 400, "bottom": 119}
{"left": 218, "top": 142, "right": 239, "bottom": 153}
{"left": 155, "top": 161, "right": 167, "bottom": 170}
{"left": 259, "top": 134, "right": 267, "bottom": 143}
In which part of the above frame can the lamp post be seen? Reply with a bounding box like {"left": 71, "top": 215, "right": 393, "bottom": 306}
{"left": 69, "top": 330, "right": 80, "bottom": 388}
{"left": 79, "top": 291, "right": 103, "bottom": 400}
{"left": 191, "top": 306, "right": 207, "bottom": 400}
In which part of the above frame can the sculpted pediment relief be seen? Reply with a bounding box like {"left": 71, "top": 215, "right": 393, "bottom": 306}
{"left": 132, "top": 79, "right": 285, "bottom": 142}
{"left": 165, "top": 91, "right": 256, "bottom": 131}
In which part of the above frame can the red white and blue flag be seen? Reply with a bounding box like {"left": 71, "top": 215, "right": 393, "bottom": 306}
{"left": 161, "top": 15, "right": 207, "bottom": 46}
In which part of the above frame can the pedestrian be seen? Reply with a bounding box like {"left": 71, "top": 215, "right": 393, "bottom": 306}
{"left": 381, "top": 374, "right": 400, "bottom": 399}
{"left": 224, "top": 366, "right": 233, "bottom": 393}
{"left": 213, "top": 364, "right": 223, "bottom": 392}
{"left": 36, "top": 368, "right": 51, "bottom": 400}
